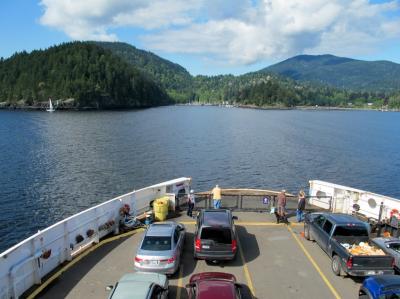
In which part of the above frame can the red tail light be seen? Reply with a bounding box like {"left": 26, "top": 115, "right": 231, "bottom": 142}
{"left": 167, "top": 256, "right": 176, "bottom": 264}
{"left": 195, "top": 238, "right": 201, "bottom": 251}
{"left": 346, "top": 257, "right": 353, "bottom": 269}
{"left": 134, "top": 256, "right": 143, "bottom": 263}
{"left": 231, "top": 239, "right": 237, "bottom": 252}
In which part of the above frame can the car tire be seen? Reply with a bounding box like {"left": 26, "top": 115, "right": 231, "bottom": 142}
{"left": 332, "top": 255, "right": 342, "bottom": 276}
{"left": 174, "top": 264, "right": 180, "bottom": 275}
{"left": 304, "top": 224, "right": 314, "bottom": 241}
{"left": 358, "top": 288, "right": 370, "bottom": 299}
{"left": 304, "top": 225, "right": 310, "bottom": 240}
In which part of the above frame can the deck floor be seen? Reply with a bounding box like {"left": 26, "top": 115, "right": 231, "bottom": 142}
{"left": 36, "top": 212, "right": 362, "bottom": 299}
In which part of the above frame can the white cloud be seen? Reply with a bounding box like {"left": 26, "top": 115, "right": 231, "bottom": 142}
{"left": 39, "top": 0, "right": 198, "bottom": 39}
{"left": 39, "top": 0, "right": 400, "bottom": 65}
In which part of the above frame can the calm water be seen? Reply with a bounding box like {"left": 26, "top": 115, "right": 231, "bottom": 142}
{"left": 1, "top": 106, "right": 400, "bottom": 251}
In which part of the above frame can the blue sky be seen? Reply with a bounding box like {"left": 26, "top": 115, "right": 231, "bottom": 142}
{"left": 1, "top": 0, "right": 400, "bottom": 76}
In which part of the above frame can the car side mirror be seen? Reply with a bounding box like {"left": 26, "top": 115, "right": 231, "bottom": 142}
{"left": 105, "top": 285, "right": 114, "bottom": 291}
{"left": 232, "top": 216, "right": 238, "bottom": 220}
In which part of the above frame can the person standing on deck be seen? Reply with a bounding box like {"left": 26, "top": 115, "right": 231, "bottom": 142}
{"left": 212, "top": 185, "right": 222, "bottom": 209}
{"left": 296, "top": 190, "right": 306, "bottom": 222}
{"left": 187, "top": 189, "right": 195, "bottom": 217}
{"left": 277, "top": 190, "right": 287, "bottom": 221}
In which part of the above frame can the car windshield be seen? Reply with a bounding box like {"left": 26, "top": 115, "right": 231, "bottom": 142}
{"left": 200, "top": 227, "right": 232, "bottom": 244}
{"left": 333, "top": 226, "right": 368, "bottom": 237}
{"left": 141, "top": 236, "right": 171, "bottom": 251}
{"left": 389, "top": 243, "right": 400, "bottom": 253}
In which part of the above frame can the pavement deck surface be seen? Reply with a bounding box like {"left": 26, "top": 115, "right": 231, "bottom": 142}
{"left": 35, "top": 211, "right": 363, "bottom": 299}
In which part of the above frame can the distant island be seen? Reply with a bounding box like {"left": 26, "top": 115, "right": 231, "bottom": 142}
{"left": 0, "top": 41, "right": 399, "bottom": 110}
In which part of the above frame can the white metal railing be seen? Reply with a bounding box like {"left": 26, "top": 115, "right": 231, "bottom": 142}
{"left": 0, "top": 177, "right": 191, "bottom": 299}
{"left": 309, "top": 180, "right": 400, "bottom": 221}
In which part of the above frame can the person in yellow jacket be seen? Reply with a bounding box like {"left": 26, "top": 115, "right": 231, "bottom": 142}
{"left": 212, "top": 184, "right": 222, "bottom": 209}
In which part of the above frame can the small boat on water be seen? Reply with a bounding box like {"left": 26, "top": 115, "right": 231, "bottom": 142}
{"left": 46, "top": 98, "right": 55, "bottom": 112}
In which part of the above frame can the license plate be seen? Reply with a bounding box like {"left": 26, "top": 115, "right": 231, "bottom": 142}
{"left": 366, "top": 271, "right": 376, "bottom": 275}
{"left": 202, "top": 245, "right": 210, "bottom": 249}
{"left": 150, "top": 260, "right": 160, "bottom": 265}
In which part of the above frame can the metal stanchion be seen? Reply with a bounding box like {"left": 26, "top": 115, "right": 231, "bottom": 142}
{"left": 377, "top": 202, "right": 384, "bottom": 237}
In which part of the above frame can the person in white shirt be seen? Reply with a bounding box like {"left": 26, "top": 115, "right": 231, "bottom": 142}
{"left": 187, "top": 189, "right": 195, "bottom": 217}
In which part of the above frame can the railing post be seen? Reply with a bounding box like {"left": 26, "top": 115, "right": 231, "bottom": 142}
{"left": 94, "top": 208, "right": 100, "bottom": 244}
{"left": 272, "top": 196, "right": 276, "bottom": 211}
{"left": 64, "top": 222, "right": 72, "bottom": 261}
{"left": 377, "top": 202, "right": 384, "bottom": 237}
{"left": 31, "top": 238, "right": 41, "bottom": 285}
{"left": 239, "top": 195, "right": 243, "bottom": 209}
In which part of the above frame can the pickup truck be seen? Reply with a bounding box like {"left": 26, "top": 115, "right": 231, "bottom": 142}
{"left": 304, "top": 212, "right": 394, "bottom": 277}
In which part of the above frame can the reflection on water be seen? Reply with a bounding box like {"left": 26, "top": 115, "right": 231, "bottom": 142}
{"left": 0, "top": 107, "right": 399, "bottom": 251}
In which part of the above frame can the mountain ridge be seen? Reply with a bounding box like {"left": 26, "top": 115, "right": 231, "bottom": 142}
{"left": 1, "top": 42, "right": 400, "bottom": 109}
{"left": 261, "top": 54, "right": 400, "bottom": 91}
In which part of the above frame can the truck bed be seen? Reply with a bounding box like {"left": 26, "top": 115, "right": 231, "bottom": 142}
{"left": 340, "top": 241, "right": 386, "bottom": 256}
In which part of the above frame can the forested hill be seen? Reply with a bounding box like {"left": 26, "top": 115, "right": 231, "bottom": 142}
{"left": 261, "top": 54, "right": 400, "bottom": 92}
{"left": 1, "top": 41, "right": 400, "bottom": 110}
{"left": 92, "top": 43, "right": 400, "bottom": 108}
{"left": 95, "top": 42, "right": 194, "bottom": 102}
{"left": 0, "top": 42, "right": 170, "bottom": 109}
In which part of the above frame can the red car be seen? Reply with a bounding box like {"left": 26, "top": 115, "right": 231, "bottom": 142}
{"left": 186, "top": 272, "right": 242, "bottom": 299}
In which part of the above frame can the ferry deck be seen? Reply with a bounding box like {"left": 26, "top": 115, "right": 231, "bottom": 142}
{"left": 32, "top": 211, "right": 363, "bottom": 299}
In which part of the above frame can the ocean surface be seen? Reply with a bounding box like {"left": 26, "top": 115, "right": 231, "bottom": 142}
{"left": 1, "top": 106, "right": 400, "bottom": 252}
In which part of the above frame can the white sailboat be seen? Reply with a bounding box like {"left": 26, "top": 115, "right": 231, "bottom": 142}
{"left": 46, "top": 98, "right": 55, "bottom": 112}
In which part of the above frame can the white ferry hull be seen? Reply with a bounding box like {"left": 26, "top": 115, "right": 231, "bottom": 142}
{"left": 0, "top": 177, "right": 191, "bottom": 299}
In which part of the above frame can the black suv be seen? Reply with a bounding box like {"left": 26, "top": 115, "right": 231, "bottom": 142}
{"left": 193, "top": 209, "right": 237, "bottom": 261}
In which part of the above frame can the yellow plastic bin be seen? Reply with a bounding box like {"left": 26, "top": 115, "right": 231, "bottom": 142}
{"left": 153, "top": 197, "right": 169, "bottom": 221}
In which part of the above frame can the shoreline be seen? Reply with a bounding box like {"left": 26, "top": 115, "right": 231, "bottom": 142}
{"left": 0, "top": 103, "right": 398, "bottom": 112}
{"left": 181, "top": 103, "right": 400, "bottom": 112}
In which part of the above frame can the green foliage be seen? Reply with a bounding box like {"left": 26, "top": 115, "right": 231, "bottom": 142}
{"left": 261, "top": 54, "right": 400, "bottom": 92}
{"left": 0, "top": 42, "right": 396, "bottom": 109}
{"left": 388, "top": 93, "right": 400, "bottom": 109}
{"left": 190, "top": 72, "right": 388, "bottom": 108}
{"left": 95, "top": 42, "right": 193, "bottom": 103}
{"left": 0, "top": 42, "right": 170, "bottom": 108}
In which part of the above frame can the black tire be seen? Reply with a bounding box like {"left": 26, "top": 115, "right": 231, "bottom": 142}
{"left": 304, "top": 224, "right": 310, "bottom": 240}
{"left": 332, "top": 255, "right": 342, "bottom": 276}
{"left": 304, "top": 224, "right": 314, "bottom": 241}
{"left": 358, "top": 288, "right": 370, "bottom": 299}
